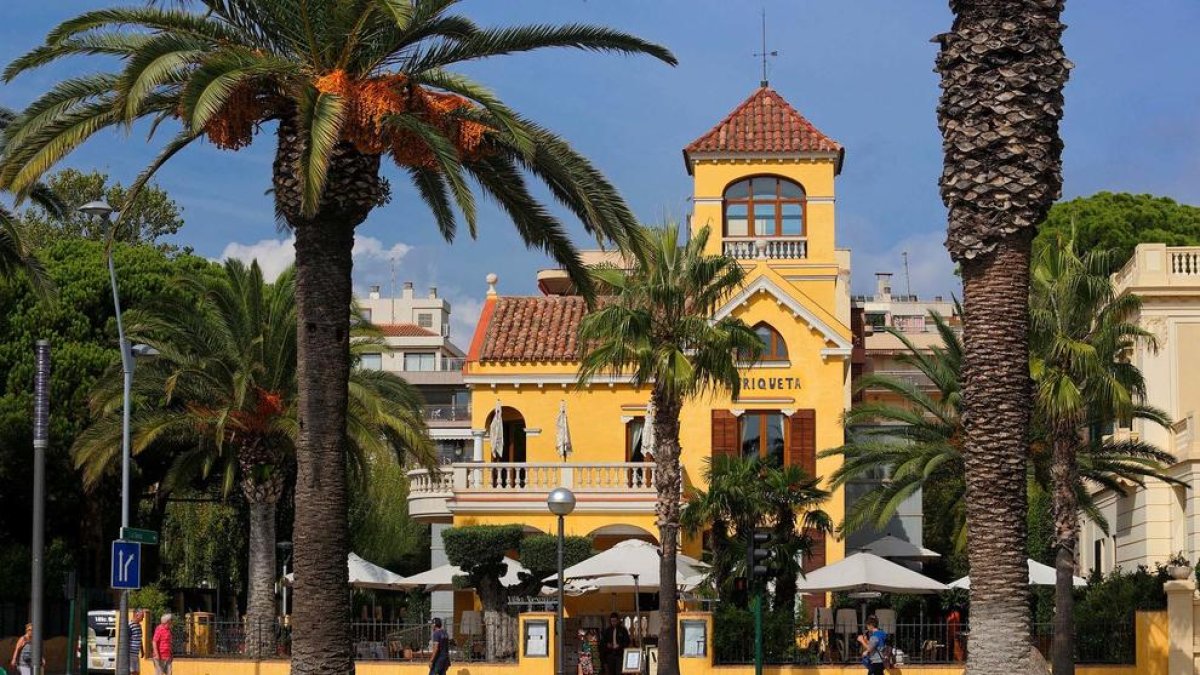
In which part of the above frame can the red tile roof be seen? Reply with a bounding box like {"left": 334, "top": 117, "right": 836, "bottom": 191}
{"left": 478, "top": 296, "right": 589, "bottom": 362}
{"left": 376, "top": 323, "right": 437, "bottom": 337}
{"left": 683, "top": 87, "right": 843, "bottom": 172}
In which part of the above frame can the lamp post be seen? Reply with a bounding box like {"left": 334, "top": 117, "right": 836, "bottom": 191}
{"left": 547, "top": 487, "right": 576, "bottom": 675}
{"left": 80, "top": 200, "right": 159, "bottom": 675}
{"left": 278, "top": 541, "right": 293, "bottom": 621}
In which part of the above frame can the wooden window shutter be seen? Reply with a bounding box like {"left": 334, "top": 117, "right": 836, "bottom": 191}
{"left": 788, "top": 409, "right": 817, "bottom": 477}
{"left": 711, "top": 410, "right": 738, "bottom": 459}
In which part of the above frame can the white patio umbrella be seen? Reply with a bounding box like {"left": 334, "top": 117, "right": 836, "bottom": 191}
{"left": 544, "top": 539, "right": 708, "bottom": 593}
{"left": 948, "top": 558, "right": 1086, "bottom": 589}
{"left": 488, "top": 400, "right": 504, "bottom": 459}
{"left": 862, "top": 535, "right": 942, "bottom": 561}
{"left": 641, "top": 399, "right": 656, "bottom": 458}
{"left": 555, "top": 400, "right": 572, "bottom": 460}
{"left": 794, "top": 551, "right": 947, "bottom": 595}
{"left": 398, "top": 556, "right": 529, "bottom": 592}
{"left": 283, "top": 552, "right": 408, "bottom": 591}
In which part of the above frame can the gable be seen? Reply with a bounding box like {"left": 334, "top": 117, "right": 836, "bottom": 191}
{"left": 712, "top": 276, "right": 852, "bottom": 360}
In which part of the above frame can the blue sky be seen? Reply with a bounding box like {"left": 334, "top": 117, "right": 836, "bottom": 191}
{"left": 3, "top": 1, "right": 1198, "bottom": 342}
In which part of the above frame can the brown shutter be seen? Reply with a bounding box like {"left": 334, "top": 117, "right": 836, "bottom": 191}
{"left": 802, "top": 529, "right": 828, "bottom": 613}
{"left": 711, "top": 410, "right": 738, "bottom": 459}
{"left": 788, "top": 409, "right": 817, "bottom": 477}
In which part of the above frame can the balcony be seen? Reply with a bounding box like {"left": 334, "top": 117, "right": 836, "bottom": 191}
{"left": 862, "top": 369, "right": 936, "bottom": 390}
{"left": 723, "top": 237, "right": 807, "bottom": 260}
{"left": 407, "top": 462, "right": 658, "bottom": 522}
{"left": 393, "top": 357, "right": 465, "bottom": 386}
{"left": 1113, "top": 244, "right": 1200, "bottom": 293}
{"left": 423, "top": 403, "right": 471, "bottom": 428}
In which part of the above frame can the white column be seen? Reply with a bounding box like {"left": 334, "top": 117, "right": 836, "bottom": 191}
{"left": 472, "top": 429, "right": 485, "bottom": 462}
{"left": 1164, "top": 579, "right": 1194, "bottom": 675}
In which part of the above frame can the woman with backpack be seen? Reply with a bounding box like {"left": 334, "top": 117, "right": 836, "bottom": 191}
{"left": 857, "top": 616, "right": 889, "bottom": 674}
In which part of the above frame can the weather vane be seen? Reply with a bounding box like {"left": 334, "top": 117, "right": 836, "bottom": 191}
{"left": 753, "top": 8, "right": 779, "bottom": 87}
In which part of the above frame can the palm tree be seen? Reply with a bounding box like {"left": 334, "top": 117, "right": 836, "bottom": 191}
{"left": 73, "top": 259, "right": 435, "bottom": 657}
{"left": 0, "top": 106, "right": 62, "bottom": 295}
{"left": 578, "top": 223, "right": 760, "bottom": 675}
{"left": 825, "top": 309, "right": 1177, "bottom": 555}
{"left": 1, "top": 5, "right": 674, "bottom": 670}
{"left": 934, "top": 1, "right": 1072, "bottom": 670}
{"left": 1029, "top": 233, "right": 1168, "bottom": 675}
{"left": 762, "top": 464, "right": 833, "bottom": 615}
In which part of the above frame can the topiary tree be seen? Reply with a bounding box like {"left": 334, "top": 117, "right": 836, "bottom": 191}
{"left": 516, "top": 534, "right": 593, "bottom": 596}
{"left": 442, "top": 524, "right": 524, "bottom": 661}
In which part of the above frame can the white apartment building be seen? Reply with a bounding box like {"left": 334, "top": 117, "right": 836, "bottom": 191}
{"left": 1079, "top": 244, "right": 1200, "bottom": 575}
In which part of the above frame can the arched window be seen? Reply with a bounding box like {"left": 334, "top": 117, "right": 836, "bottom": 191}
{"left": 739, "top": 323, "right": 788, "bottom": 361}
{"left": 723, "top": 176, "right": 805, "bottom": 238}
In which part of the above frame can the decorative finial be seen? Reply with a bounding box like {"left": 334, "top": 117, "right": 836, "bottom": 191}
{"left": 754, "top": 8, "right": 778, "bottom": 87}
{"left": 486, "top": 273, "right": 498, "bottom": 296}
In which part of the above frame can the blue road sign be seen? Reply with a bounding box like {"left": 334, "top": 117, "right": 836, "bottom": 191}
{"left": 111, "top": 540, "right": 141, "bottom": 590}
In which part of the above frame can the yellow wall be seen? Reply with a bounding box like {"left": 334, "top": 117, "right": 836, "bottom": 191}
{"left": 688, "top": 159, "right": 838, "bottom": 264}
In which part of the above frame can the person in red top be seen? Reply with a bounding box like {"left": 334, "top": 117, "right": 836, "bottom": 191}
{"left": 151, "top": 613, "right": 174, "bottom": 675}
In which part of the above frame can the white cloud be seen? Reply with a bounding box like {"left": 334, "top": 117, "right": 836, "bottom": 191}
{"left": 448, "top": 295, "right": 485, "bottom": 347}
{"left": 217, "top": 235, "right": 411, "bottom": 283}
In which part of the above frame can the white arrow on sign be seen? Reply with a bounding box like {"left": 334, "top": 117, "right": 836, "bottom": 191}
{"left": 118, "top": 549, "right": 135, "bottom": 583}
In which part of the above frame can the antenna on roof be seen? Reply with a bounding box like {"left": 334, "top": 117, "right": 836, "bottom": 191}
{"left": 753, "top": 8, "right": 778, "bottom": 87}
{"left": 902, "top": 251, "right": 913, "bottom": 299}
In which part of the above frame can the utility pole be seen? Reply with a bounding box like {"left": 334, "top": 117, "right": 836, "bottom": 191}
{"left": 30, "top": 339, "right": 50, "bottom": 675}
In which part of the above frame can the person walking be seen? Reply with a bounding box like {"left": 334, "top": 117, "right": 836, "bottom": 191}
{"left": 428, "top": 618, "right": 450, "bottom": 675}
{"left": 857, "top": 615, "right": 888, "bottom": 675}
{"left": 9, "top": 623, "right": 35, "bottom": 675}
{"left": 599, "top": 612, "right": 630, "bottom": 675}
{"left": 128, "top": 609, "right": 145, "bottom": 673}
{"left": 151, "top": 614, "right": 174, "bottom": 675}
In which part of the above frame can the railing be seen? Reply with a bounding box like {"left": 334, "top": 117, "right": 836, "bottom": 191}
{"left": 172, "top": 619, "right": 516, "bottom": 663}
{"left": 464, "top": 462, "right": 656, "bottom": 492}
{"left": 865, "top": 370, "right": 936, "bottom": 389}
{"left": 409, "top": 467, "right": 454, "bottom": 495}
{"left": 1170, "top": 248, "right": 1200, "bottom": 276}
{"left": 723, "top": 237, "right": 807, "bottom": 260}
{"left": 440, "top": 357, "right": 467, "bottom": 371}
{"left": 424, "top": 403, "right": 471, "bottom": 422}
{"left": 714, "top": 618, "right": 1134, "bottom": 666}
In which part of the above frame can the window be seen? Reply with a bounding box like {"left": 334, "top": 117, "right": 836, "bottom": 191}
{"left": 739, "top": 411, "right": 787, "bottom": 466}
{"left": 626, "top": 418, "right": 647, "bottom": 461}
{"left": 360, "top": 353, "right": 382, "bottom": 371}
{"left": 417, "top": 313, "right": 433, "bottom": 328}
{"left": 723, "top": 176, "right": 806, "bottom": 238}
{"left": 1092, "top": 539, "right": 1104, "bottom": 574}
{"left": 748, "top": 323, "right": 787, "bottom": 361}
{"left": 865, "top": 313, "right": 887, "bottom": 330}
{"left": 403, "top": 352, "right": 436, "bottom": 371}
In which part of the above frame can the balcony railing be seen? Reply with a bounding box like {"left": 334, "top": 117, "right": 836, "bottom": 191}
{"left": 723, "top": 237, "right": 807, "bottom": 260}
{"left": 864, "top": 370, "right": 936, "bottom": 389}
{"left": 423, "top": 404, "right": 471, "bottom": 422}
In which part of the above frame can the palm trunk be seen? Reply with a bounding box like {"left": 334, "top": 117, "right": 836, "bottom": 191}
{"left": 244, "top": 498, "right": 277, "bottom": 658}
{"left": 1050, "top": 429, "right": 1080, "bottom": 675}
{"left": 960, "top": 235, "right": 1034, "bottom": 674}
{"left": 652, "top": 388, "right": 682, "bottom": 675}
{"left": 274, "top": 112, "right": 385, "bottom": 675}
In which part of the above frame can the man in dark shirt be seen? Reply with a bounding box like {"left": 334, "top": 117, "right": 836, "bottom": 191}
{"left": 599, "top": 612, "right": 631, "bottom": 675}
{"left": 429, "top": 617, "right": 450, "bottom": 675}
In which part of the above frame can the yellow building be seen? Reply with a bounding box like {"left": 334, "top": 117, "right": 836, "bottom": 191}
{"left": 407, "top": 86, "right": 853, "bottom": 609}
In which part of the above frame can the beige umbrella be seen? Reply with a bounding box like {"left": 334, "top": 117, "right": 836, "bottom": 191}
{"left": 284, "top": 553, "right": 408, "bottom": 591}
{"left": 948, "top": 559, "right": 1085, "bottom": 589}
{"left": 488, "top": 400, "right": 504, "bottom": 460}
{"left": 398, "top": 557, "right": 529, "bottom": 592}
{"left": 555, "top": 400, "right": 572, "bottom": 460}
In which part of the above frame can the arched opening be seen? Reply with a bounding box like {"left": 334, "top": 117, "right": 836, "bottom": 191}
{"left": 740, "top": 322, "right": 788, "bottom": 362}
{"left": 484, "top": 406, "right": 527, "bottom": 463}
{"left": 723, "top": 175, "right": 806, "bottom": 238}
{"left": 587, "top": 525, "right": 659, "bottom": 551}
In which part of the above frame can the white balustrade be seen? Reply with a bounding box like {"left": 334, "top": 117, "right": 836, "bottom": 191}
{"left": 1170, "top": 249, "right": 1200, "bottom": 277}
{"left": 458, "top": 462, "right": 657, "bottom": 493}
{"left": 723, "top": 237, "right": 807, "bottom": 260}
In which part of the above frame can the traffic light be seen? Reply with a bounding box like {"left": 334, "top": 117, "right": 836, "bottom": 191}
{"left": 747, "top": 528, "right": 773, "bottom": 582}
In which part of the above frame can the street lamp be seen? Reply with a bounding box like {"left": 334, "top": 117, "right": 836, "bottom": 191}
{"left": 277, "top": 541, "right": 293, "bottom": 621}
{"left": 81, "top": 200, "right": 156, "bottom": 675}
{"left": 547, "top": 487, "right": 576, "bottom": 675}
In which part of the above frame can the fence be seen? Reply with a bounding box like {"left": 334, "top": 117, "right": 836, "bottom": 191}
{"left": 171, "top": 618, "right": 517, "bottom": 662}
{"left": 713, "top": 618, "right": 1136, "bottom": 666}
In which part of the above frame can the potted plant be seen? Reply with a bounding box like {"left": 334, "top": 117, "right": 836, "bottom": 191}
{"left": 1167, "top": 552, "right": 1192, "bottom": 580}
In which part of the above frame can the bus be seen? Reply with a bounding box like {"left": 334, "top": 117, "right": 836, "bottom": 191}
{"left": 86, "top": 610, "right": 118, "bottom": 673}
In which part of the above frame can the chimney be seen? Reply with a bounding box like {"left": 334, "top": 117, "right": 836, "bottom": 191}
{"left": 875, "top": 272, "right": 893, "bottom": 301}
{"left": 368, "top": 285, "right": 381, "bottom": 300}
{"left": 934, "top": 295, "right": 943, "bottom": 302}
{"left": 402, "top": 281, "right": 414, "bottom": 299}
{"left": 429, "top": 286, "right": 438, "bottom": 299}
